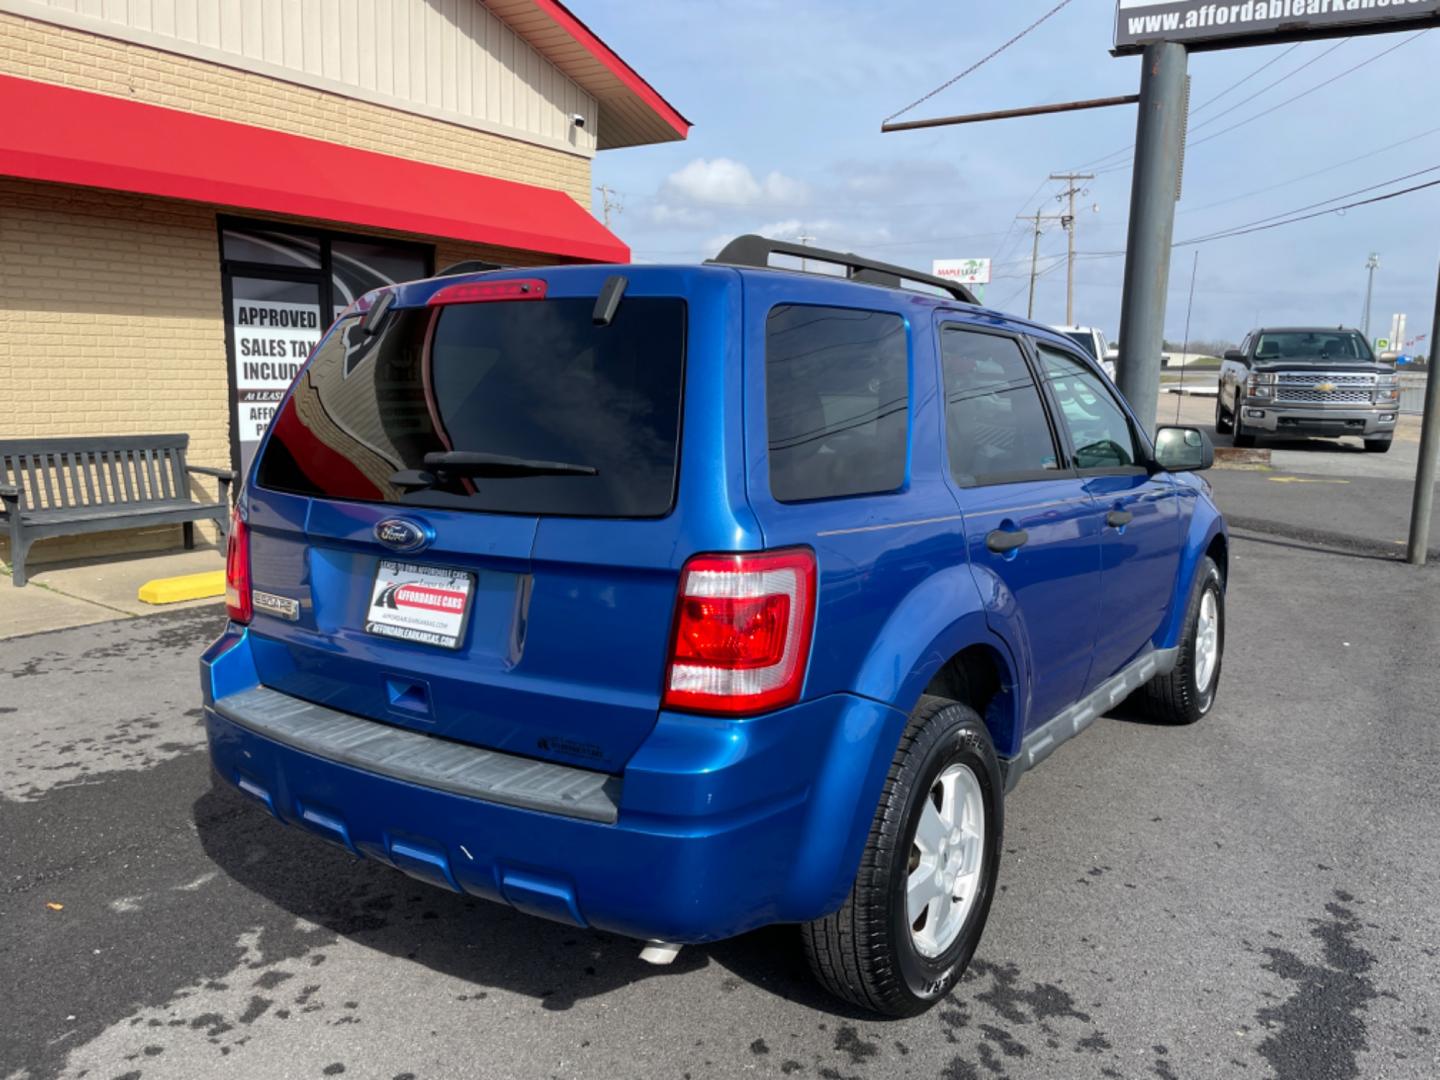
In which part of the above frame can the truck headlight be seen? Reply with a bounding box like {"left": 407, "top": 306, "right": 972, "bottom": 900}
{"left": 1247, "top": 374, "right": 1274, "bottom": 398}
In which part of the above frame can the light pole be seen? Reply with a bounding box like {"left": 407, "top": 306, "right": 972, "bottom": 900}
{"left": 1363, "top": 252, "right": 1380, "bottom": 337}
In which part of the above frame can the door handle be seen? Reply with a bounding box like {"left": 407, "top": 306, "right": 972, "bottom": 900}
{"left": 1106, "top": 509, "right": 1134, "bottom": 528}
{"left": 986, "top": 528, "right": 1029, "bottom": 554}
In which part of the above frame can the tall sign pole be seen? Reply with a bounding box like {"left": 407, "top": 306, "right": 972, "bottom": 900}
{"left": 1407, "top": 261, "right": 1440, "bottom": 565}
{"left": 1115, "top": 41, "right": 1188, "bottom": 434}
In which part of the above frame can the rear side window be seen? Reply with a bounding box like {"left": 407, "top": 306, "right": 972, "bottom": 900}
{"left": 941, "top": 327, "right": 1059, "bottom": 485}
{"left": 256, "top": 297, "right": 686, "bottom": 517}
{"left": 765, "top": 304, "right": 908, "bottom": 503}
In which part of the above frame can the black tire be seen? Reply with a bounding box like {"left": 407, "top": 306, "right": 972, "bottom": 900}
{"left": 1139, "top": 556, "right": 1225, "bottom": 725}
{"left": 802, "top": 695, "right": 1003, "bottom": 1017}
{"left": 1214, "top": 396, "right": 1234, "bottom": 435}
{"left": 1364, "top": 437, "right": 1392, "bottom": 454}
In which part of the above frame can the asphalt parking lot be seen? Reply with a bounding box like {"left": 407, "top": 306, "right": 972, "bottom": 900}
{"left": 3, "top": 453, "right": 1439, "bottom": 1080}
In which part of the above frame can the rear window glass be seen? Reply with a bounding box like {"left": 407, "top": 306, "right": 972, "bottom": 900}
{"left": 765, "top": 304, "right": 908, "bottom": 503}
{"left": 255, "top": 296, "right": 686, "bottom": 517}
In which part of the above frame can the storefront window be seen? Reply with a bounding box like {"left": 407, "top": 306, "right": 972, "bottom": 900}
{"left": 219, "top": 218, "right": 433, "bottom": 479}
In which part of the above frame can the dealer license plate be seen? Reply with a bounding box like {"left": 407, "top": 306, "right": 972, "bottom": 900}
{"left": 364, "top": 560, "right": 475, "bottom": 650}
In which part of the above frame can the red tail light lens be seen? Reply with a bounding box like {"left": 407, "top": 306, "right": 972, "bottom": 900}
{"left": 224, "top": 510, "right": 252, "bottom": 625}
{"left": 427, "top": 279, "right": 547, "bottom": 306}
{"left": 663, "top": 549, "right": 817, "bottom": 715}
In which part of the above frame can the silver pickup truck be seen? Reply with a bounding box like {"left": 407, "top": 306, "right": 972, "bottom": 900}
{"left": 1216, "top": 327, "right": 1401, "bottom": 453}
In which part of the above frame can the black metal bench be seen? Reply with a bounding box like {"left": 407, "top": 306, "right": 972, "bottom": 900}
{"left": 1, "top": 435, "right": 233, "bottom": 587}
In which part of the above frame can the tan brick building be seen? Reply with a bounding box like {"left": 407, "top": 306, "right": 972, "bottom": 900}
{"left": 0, "top": 0, "right": 686, "bottom": 572}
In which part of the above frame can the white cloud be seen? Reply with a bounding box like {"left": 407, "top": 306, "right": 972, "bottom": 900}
{"left": 662, "top": 158, "right": 807, "bottom": 207}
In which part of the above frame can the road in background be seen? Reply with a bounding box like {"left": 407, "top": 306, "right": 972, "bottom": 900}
{"left": 3, "top": 525, "right": 1438, "bottom": 1079}
{"left": 1161, "top": 390, "right": 1440, "bottom": 558}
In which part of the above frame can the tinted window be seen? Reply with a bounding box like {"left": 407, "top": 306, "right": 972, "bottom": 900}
{"left": 256, "top": 297, "right": 686, "bottom": 517}
{"left": 766, "top": 305, "right": 908, "bottom": 502}
{"left": 1062, "top": 330, "right": 1097, "bottom": 358}
{"left": 1254, "top": 330, "right": 1372, "bottom": 363}
{"left": 941, "top": 328, "right": 1058, "bottom": 485}
{"left": 1036, "top": 344, "right": 1140, "bottom": 470}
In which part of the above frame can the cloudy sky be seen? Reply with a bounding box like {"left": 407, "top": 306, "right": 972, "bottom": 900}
{"left": 584, "top": 1, "right": 1439, "bottom": 349}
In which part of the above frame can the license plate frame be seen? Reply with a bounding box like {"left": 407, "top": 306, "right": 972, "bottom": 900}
{"left": 364, "top": 559, "right": 475, "bottom": 650}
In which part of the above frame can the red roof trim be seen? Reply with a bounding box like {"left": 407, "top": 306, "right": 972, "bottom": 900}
{"left": 0, "top": 75, "right": 629, "bottom": 264}
{"left": 531, "top": 0, "right": 691, "bottom": 139}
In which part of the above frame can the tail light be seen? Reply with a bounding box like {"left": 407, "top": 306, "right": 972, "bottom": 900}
{"left": 663, "top": 549, "right": 817, "bottom": 716}
{"left": 224, "top": 509, "right": 252, "bottom": 625}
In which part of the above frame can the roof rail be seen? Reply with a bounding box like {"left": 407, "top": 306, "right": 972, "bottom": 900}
{"left": 709, "top": 234, "right": 978, "bottom": 305}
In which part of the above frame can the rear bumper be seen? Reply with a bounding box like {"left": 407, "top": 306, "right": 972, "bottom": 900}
{"left": 1239, "top": 403, "right": 1396, "bottom": 437}
{"left": 201, "top": 625, "right": 907, "bottom": 944}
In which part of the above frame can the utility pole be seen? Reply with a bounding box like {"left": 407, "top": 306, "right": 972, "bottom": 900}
{"left": 1018, "top": 210, "right": 1065, "bottom": 321}
{"left": 595, "top": 184, "right": 622, "bottom": 228}
{"left": 1363, "top": 252, "right": 1380, "bottom": 337}
{"left": 1049, "top": 172, "right": 1093, "bottom": 326}
{"left": 797, "top": 231, "right": 814, "bottom": 272}
{"left": 1116, "top": 41, "right": 1189, "bottom": 434}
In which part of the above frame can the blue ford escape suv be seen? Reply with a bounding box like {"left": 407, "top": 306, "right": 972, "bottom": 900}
{"left": 201, "top": 236, "right": 1228, "bottom": 1016}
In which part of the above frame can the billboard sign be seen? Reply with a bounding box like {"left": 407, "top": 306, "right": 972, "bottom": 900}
{"left": 932, "top": 258, "right": 992, "bottom": 285}
{"left": 1115, "top": 0, "right": 1440, "bottom": 53}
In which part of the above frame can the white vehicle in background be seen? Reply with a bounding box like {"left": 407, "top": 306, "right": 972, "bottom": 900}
{"left": 1055, "top": 325, "right": 1118, "bottom": 381}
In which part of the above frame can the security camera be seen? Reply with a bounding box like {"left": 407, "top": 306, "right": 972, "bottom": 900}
{"left": 571, "top": 114, "right": 586, "bottom": 129}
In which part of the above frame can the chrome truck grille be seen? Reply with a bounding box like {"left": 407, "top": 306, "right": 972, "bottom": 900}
{"left": 1273, "top": 372, "right": 1377, "bottom": 405}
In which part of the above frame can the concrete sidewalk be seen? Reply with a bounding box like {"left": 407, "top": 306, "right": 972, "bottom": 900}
{"left": 0, "top": 546, "right": 224, "bottom": 639}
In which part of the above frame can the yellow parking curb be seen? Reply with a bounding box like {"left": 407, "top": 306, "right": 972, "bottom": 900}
{"left": 137, "top": 569, "right": 226, "bottom": 605}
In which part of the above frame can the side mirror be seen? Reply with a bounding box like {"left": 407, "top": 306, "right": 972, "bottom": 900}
{"left": 1104, "top": 345, "right": 1120, "bottom": 360}
{"left": 1154, "top": 426, "right": 1214, "bottom": 473}
{"left": 1223, "top": 349, "right": 1246, "bottom": 363}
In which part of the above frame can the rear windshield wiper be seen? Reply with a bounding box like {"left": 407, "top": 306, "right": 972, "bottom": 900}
{"left": 425, "top": 451, "right": 598, "bottom": 477}
{"left": 389, "top": 451, "right": 598, "bottom": 491}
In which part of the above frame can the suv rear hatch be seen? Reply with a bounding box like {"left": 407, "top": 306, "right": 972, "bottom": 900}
{"left": 242, "top": 276, "right": 690, "bottom": 773}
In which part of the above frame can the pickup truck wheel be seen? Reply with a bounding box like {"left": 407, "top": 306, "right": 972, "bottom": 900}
{"left": 1364, "top": 437, "right": 1392, "bottom": 453}
{"left": 1214, "top": 397, "right": 1234, "bottom": 435}
{"left": 1139, "top": 556, "right": 1224, "bottom": 725}
{"left": 802, "top": 695, "right": 1002, "bottom": 1017}
{"left": 1231, "top": 423, "right": 1256, "bottom": 449}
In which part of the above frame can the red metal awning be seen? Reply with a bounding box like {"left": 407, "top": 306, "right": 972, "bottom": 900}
{"left": 0, "top": 74, "right": 629, "bottom": 264}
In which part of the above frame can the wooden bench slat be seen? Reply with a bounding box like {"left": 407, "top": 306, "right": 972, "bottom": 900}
{"left": 80, "top": 451, "right": 98, "bottom": 506}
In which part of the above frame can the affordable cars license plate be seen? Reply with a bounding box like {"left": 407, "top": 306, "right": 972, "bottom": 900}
{"left": 365, "top": 560, "right": 474, "bottom": 650}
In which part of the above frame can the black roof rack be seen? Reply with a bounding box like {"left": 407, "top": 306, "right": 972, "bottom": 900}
{"left": 709, "top": 234, "right": 978, "bottom": 305}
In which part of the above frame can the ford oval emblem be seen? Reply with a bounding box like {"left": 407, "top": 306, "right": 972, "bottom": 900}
{"left": 374, "top": 518, "right": 430, "bottom": 553}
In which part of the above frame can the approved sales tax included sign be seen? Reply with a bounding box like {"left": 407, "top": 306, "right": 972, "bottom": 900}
{"left": 1115, "top": 0, "right": 1440, "bottom": 53}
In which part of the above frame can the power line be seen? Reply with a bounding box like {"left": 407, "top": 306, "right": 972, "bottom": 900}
{"left": 883, "top": 0, "right": 1078, "bottom": 124}
{"left": 1177, "top": 174, "right": 1440, "bottom": 247}
{"left": 1092, "top": 32, "right": 1425, "bottom": 176}
{"left": 1181, "top": 164, "right": 1440, "bottom": 243}
{"left": 1070, "top": 39, "right": 1312, "bottom": 172}
{"left": 1179, "top": 123, "right": 1440, "bottom": 216}
{"left": 1184, "top": 30, "right": 1428, "bottom": 152}
{"left": 1049, "top": 167, "right": 1440, "bottom": 260}
{"left": 1188, "top": 43, "right": 1304, "bottom": 116}
{"left": 1187, "top": 38, "right": 1347, "bottom": 133}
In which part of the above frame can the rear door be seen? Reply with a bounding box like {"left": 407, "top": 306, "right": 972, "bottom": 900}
{"left": 244, "top": 283, "right": 691, "bottom": 773}
{"left": 937, "top": 322, "right": 1103, "bottom": 729}
{"left": 1032, "top": 341, "right": 1183, "bottom": 684}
